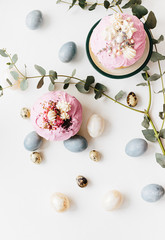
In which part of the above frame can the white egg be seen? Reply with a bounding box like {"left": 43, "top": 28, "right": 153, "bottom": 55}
{"left": 87, "top": 114, "right": 105, "bottom": 138}
{"left": 50, "top": 193, "right": 70, "bottom": 212}
{"left": 102, "top": 190, "right": 123, "bottom": 211}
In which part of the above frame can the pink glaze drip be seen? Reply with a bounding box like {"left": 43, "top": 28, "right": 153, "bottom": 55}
{"left": 31, "top": 91, "right": 82, "bottom": 141}
{"left": 90, "top": 14, "right": 146, "bottom": 69}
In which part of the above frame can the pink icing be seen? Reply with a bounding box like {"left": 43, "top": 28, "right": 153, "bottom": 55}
{"left": 30, "top": 91, "right": 82, "bottom": 141}
{"left": 90, "top": 14, "right": 146, "bottom": 69}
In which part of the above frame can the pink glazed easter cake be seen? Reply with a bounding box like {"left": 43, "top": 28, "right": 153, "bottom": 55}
{"left": 31, "top": 91, "right": 82, "bottom": 141}
{"left": 90, "top": 13, "right": 146, "bottom": 70}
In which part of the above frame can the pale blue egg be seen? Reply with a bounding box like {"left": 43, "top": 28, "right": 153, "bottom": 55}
{"left": 24, "top": 131, "right": 43, "bottom": 151}
{"left": 63, "top": 135, "right": 88, "bottom": 152}
{"left": 59, "top": 42, "right": 77, "bottom": 62}
{"left": 26, "top": 10, "right": 43, "bottom": 30}
{"left": 141, "top": 184, "right": 164, "bottom": 202}
{"left": 125, "top": 138, "right": 148, "bottom": 157}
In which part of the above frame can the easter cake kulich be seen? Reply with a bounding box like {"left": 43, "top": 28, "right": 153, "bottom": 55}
{"left": 31, "top": 91, "right": 82, "bottom": 141}
{"left": 90, "top": 13, "right": 146, "bottom": 70}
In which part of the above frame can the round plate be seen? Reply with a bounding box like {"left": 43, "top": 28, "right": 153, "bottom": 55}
{"left": 86, "top": 20, "right": 153, "bottom": 79}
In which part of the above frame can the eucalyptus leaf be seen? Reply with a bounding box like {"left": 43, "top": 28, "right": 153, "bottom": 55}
{"left": 104, "top": 0, "right": 110, "bottom": 9}
{"left": 64, "top": 77, "right": 71, "bottom": 84}
{"left": 95, "top": 90, "right": 103, "bottom": 100}
{"left": 147, "top": 73, "right": 160, "bottom": 81}
{"left": 155, "top": 153, "right": 165, "bottom": 168}
{"left": 115, "top": 90, "right": 125, "bottom": 101}
{"left": 37, "top": 76, "right": 44, "bottom": 89}
{"left": 115, "top": 0, "right": 122, "bottom": 4}
{"left": 9, "top": 63, "right": 14, "bottom": 69}
{"left": 78, "top": 0, "right": 87, "bottom": 9}
{"left": 145, "top": 11, "right": 157, "bottom": 29}
{"left": 157, "top": 88, "right": 165, "bottom": 94}
{"left": 56, "top": 0, "right": 61, "bottom": 3}
{"left": 12, "top": 54, "right": 18, "bottom": 64}
{"left": 0, "top": 49, "right": 8, "bottom": 57}
{"left": 122, "top": 0, "right": 141, "bottom": 9}
{"left": 152, "top": 35, "right": 164, "bottom": 44}
{"left": 6, "top": 78, "right": 12, "bottom": 86}
{"left": 84, "top": 76, "right": 95, "bottom": 91}
{"left": 159, "top": 112, "right": 164, "bottom": 120}
{"left": 142, "top": 129, "right": 157, "bottom": 142}
{"left": 49, "top": 70, "right": 57, "bottom": 84}
{"left": 136, "top": 82, "right": 148, "bottom": 86}
{"left": 159, "top": 129, "right": 165, "bottom": 139}
{"left": 141, "top": 115, "right": 150, "bottom": 129}
{"left": 143, "top": 66, "right": 150, "bottom": 71}
{"left": 75, "top": 82, "right": 89, "bottom": 93}
{"left": 71, "top": 69, "right": 76, "bottom": 77}
{"left": 0, "top": 86, "right": 3, "bottom": 97}
{"left": 141, "top": 72, "right": 149, "bottom": 80}
{"left": 151, "top": 52, "right": 165, "bottom": 62}
{"left": 10, "top": 71, "right": 19, "bottom": 80}
{"left": 94, "top": 83, "right": 107, "bottom": 93}
{"left": 20, "top": 79, "right": 28, "bottom": 91}
{"left": 48, "top": 82, "right": 55, "bottom": 91}
{"left": 63, "top": 83, "right": 69, "bottom": 89}
{"left": 88, "top": 3, "right": 97, "bottom": 11}
{"left": 34, "top": 64, "right": 46, "bottom": 76}
{"left": 132, "top": 5, "right": 148, "bottom": 19}
{"left": 69, "top": 0, "right": 77, "bottom": 8}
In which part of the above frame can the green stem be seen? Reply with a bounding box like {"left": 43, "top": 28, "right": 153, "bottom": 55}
{"left": 113, "top": 0, "right": 123, "bottom": 13}
{"left": 146, "top": 71, "right": 151, "bottom": 113}
{"left": 26, "top": 74, "right": 145, "bottom": 114}
{"left": 59, "top": 0, "right": 118, "bottom": 12}
{"left": 146, "top": 112, "right": 165, "bottom": 155}
{"left": 5, "top": 51, "right": 26, "bottom": 79}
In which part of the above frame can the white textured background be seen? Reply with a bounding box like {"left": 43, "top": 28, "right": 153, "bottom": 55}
{"left": 0, "top": 0, "right": 165, "bottom": 239}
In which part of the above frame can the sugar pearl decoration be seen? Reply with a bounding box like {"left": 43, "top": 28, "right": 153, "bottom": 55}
{"left": 89, "top": 150, "right": 101, "bottom": 162}
{"left": 102, "top": 190, "right": 123, "bottom": 211}
{"left": 20, "top": 108, "right": 30, "bottom": 119}
{"left": 30, "top": 152, "right": 42, "bottom": 164}
{"left": 116, "top": 35, "right": 124, "bottom": 44}
{"left": 51, "top": 193, "right": 70, "bottom": 212}
{"left": 76, "top": 175, "right": 88, "bottom": 188}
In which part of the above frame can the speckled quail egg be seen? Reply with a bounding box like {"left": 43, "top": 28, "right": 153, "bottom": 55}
{"left": 76, "top": 175, "right": 88, "bottom": 188}
{"left": 127, "top": 92, "right": 138, "bottom": 107}
{"left": 30, "top": 152, "right": 42, "bottom": 164}
{"left": 20, "top": 107, "right": 30, "bottom": 119}
{"left": 89, "top": 150, "right": 101, "bottom": 162}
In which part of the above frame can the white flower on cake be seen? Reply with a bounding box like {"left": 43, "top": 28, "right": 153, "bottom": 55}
{"left": 123, "top": 47, "right": 136, "bottom": 59}
{"left": 60, "top": 112, "right": 70, "bottom": 120}
{"left": 56, "top": 101, "right": 71, "bottom": 113}
{"left": 47, "top": 110, "right": 56, "bottom": 121}
{"left": 101, "top": 13, "right": 137, "bottom": 59}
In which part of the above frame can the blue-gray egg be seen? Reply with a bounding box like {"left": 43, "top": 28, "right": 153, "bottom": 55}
{"left": 24, "top": 131, "right": 43, "bottom": 151}
{"left": 125, "top": 138, "right": 148, "bottom": 157}
{"left": 141, "top": 184, "right": 164, "bottom": 202}
{"left": 63, "top": 135, "right": 88, "bottom": 152}
{"left": 59, "top": 42, "right": 77, "bottom": 63}
{"left": 26, "top": 10, "right": 43, "bottom": 30}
